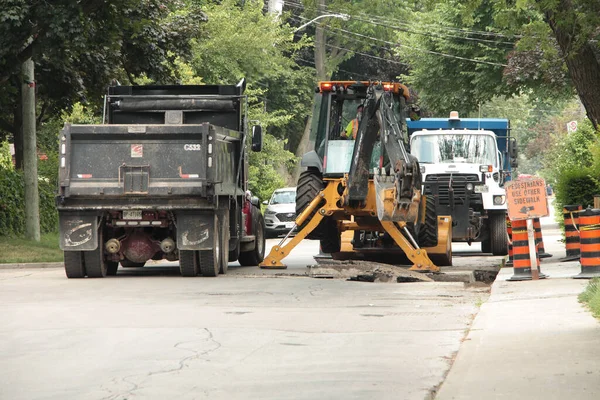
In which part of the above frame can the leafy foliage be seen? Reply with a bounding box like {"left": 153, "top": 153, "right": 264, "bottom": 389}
{"left": 0, "top": 142, "right": 57, "bottom": 236}
{"left": 248, "top": 134, "right": 298, "bottom": 202}
{"left": 542, "top": 120, "right": 600, "bottom": 211}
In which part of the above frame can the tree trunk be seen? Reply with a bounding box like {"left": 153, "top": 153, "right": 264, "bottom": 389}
{"left": 13, "top": 86, "right": 23, "bottom": 170}
{"left": 545, "top": 6, "right": 600, "bottom": 130}
{"left": 21, "top": 58, "right": 40, "bottom": 241}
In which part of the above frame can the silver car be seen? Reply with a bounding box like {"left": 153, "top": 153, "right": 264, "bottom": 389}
{"left": 263, "top": 187, "right": 297, "bottom": 238}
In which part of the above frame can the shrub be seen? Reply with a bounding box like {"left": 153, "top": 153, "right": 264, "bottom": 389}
{"left": 0, "top": 142, "right": 58, "bottom": 236}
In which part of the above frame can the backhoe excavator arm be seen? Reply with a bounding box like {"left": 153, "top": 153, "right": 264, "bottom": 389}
{"left": 345, "top": 84, "right": 422, "bottom": 222}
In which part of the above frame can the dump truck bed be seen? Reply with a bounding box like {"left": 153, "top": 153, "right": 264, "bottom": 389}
{"left": 58, "top": 123, "right": 241, "bottom": 204}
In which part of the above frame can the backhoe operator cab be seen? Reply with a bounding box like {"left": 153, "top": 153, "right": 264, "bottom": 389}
{"left": 259, "top": 81, "right": 452, "bottom": 271}
{"left": 303, "top": 81, "right": 405, "bottom": 177}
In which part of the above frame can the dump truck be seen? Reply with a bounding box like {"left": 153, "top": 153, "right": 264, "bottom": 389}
{"left": 57, "top": 80, "right": 266, "bottom": 278}
{"left": 407, "top": 113, "right": 518, "bottom": 255}
{"left": 259, "top": 81, "right": 452, "bottom": 271}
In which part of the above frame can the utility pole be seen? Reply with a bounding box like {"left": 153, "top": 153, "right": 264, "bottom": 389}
{"left": 21, "top": 58, "right": 40, "bottom": 242}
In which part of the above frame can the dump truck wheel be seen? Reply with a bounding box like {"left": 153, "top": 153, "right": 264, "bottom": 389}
{"left": 179, "top": 250, "right": 199, "bottom": 277}
{"left": 106, "top": 261, "right": 119, "bottom": 276}
{"left": 418, "top": 195, "right": 438, "bottom": 248}
{"left": 296, "top": 169, "right": 332, "bottom": 240}
{"left": 200, "top": 218, "right": 220, "bottom": 277}
{"left": 64, "top": 251, "right": 86, "bottom": 279}
{"left": 239, "top": 214, "right": 266, "bottom": 266}
{"left": 490, "top": 212, "right": 509, "bottom": 256}
{"left": 481, "top": 238, "right": 491, "bottom": 253}
{"left": 219, "top": 213, "right": 230, "bottom": 275}
{"left": 84, "top": 233, "right": 108, "bottom": 278}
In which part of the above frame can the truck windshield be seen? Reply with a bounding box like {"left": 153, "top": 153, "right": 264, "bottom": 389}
{"left": 411, "top": 134, "right": 498, "bottom": 166}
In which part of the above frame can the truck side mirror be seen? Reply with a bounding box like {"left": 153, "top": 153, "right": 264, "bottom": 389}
{"left": 508, "top": 138, "right": 518, "bottom": 168}
{"left": 251, "top": 125, "right": 262, "bottom": 152}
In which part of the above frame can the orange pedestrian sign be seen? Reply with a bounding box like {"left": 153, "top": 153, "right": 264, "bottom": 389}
{"left": 505, "top": 177, "right": 549, "bottom": 220}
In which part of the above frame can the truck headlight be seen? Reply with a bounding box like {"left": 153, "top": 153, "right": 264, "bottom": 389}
{"left": 493, "top": 195, "right": 506, "bottom": 205}
{"left": 420, "top": 166, "right": 426, "bottom": 173}
{"left": 466, "top": 183, "right": 474, "bottom": 191}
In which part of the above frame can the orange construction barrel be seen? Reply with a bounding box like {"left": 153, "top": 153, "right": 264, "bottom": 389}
{"left": 507, "top": 219, "right": 547, "bottom": 281}
{"left": 573, "top": 208, "right": 600, "bottom": 279}
{"left": 561, "top": 205, "right": 582, "bottom": 262}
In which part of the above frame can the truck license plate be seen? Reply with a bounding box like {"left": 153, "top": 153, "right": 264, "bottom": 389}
{"left": 123, "top": 210, "right": 142, "bottom": 220}
{"left": 474, "top": 185, "right": 489, "bottom": 193}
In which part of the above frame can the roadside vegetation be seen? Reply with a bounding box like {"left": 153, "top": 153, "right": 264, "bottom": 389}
{"left": 0, "top": 233, "right": 62, "bottom": 264}
{"left": 579, "top": 279, "right": 600, "bottom": 320}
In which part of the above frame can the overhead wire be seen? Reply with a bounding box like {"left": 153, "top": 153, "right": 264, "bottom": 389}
{"left": 284, "top": 0, "right": 523, "bottom": 41}
{"left": 288, "top": 14, "right": 508, "bottom": 68}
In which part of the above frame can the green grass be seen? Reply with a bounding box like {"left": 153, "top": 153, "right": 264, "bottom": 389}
{"left": 579, "top": 278, "right": 600, "bottom": 319}
{"left": 0, "top": 233, "right": 63, "bottom": 263}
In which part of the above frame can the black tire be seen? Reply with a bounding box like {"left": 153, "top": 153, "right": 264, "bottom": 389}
{"left": 106, "top": 261, "right": 119, "bottom": 276}
{"left": 64, "top": 251, "right": 86, "bottom": 279}
{"left": 296, "top": 169, "right": 332, "bottom": 240}
{"left": 219, "top": 213, "right": 230, "bottom": 275}
{"left": 481, "top": 237, "right": 491, "bottom": 253}
{"left": 84, "top": 229, "right": 109, "bottom": 278}
{"left": 319, "top": 225, "right": 341, "bottom": 253}
{"left": 417, "top": 195, "right": 438, "bottom": 248}
{"left": 239, "top": 213, "right": 266, "bottom": 266}
{"left": 179, "top": 250, "right": 199, "bottom": 277}
{"left": 200, "top": 217, "right": 220, "bottom": 277}
{"left": 120, "top": 259, "right": 146, "bottom": 268}
{"left": 490, "top": 212, "right": 509, "bottom": 256}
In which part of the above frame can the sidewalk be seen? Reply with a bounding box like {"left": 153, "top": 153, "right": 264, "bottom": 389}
{"left": 436, "top": 223, "right": 600, "bottom": 399}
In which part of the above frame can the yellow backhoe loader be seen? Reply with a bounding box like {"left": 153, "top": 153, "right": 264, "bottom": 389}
{"left": 259, "top": 81, "right": 452, "bottom": 271}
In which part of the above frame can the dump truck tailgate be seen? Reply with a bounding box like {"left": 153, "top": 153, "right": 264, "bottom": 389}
{"left": 59, "top": 124, "right": 237, "bottom": 198}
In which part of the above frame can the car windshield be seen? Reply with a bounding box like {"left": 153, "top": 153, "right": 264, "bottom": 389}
{"left": 270, "top": 190, "right": 296, "bottom": 205}
{"left": 411, "top": 133, "right": 498, "bottom": 166}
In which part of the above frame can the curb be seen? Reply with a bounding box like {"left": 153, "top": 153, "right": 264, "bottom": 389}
{"left": 0, "top": 262, "right": 63, "bottom": 270}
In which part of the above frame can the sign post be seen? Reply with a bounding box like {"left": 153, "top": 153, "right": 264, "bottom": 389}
{"left": 505, "top": 177, "right": 549, "bottom": 280}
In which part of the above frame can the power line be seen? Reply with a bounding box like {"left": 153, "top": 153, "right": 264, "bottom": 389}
{"left": 284, "top": 0, "right": 523, "bottom": 40}
{"left": 292, "top": 13, "right": 509, "bottom": 68}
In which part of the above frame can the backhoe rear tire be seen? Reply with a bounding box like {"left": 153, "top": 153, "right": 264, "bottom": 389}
{"left": 296, "top": 169, "right": 336, "bottom": 240}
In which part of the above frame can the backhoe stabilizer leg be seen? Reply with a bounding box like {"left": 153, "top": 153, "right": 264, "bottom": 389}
{"left": 380, "top": 220, "right": 440, "bottom": 273}
{"left": 259, "top": 193, "right": 327, "bottom": 269}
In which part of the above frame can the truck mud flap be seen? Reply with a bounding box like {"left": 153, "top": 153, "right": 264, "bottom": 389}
{"left": 177, "top": 212, "right": 215, "bottom": 251}
{"left": 59, "top": 212, "right": 98, "bottom": 251}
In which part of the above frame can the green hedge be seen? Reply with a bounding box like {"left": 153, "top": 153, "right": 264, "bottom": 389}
{"left": 554, "top": 169, "right": 600, "bottom": 212}
{"left": 0, "top": 144, "right": 58, "bottom": 236}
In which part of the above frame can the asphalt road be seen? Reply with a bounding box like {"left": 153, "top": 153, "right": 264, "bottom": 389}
{"left": 0, "top": 237, "right": 499, "bottom": 400}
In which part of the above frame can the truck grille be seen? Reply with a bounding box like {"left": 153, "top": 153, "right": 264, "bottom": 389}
{"left": 276, "top": 212, "right": 296, "bottom": 222}
{"left": 424, "top": 174, "right": 481, "bottom": 206}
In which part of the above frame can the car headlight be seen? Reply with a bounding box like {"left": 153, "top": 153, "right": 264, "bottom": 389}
{"left": 265, "top": 210, "right": 277, "bottom": 215}
{"left": 493, "top": 195, "right": 505, "bottom": 205}
{"left": 466, "top": 183, "right": 474, "bottom": 191}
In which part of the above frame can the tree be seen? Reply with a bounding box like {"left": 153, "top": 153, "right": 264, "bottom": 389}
{"left": 394, "top": 0, "right": 600, "bottom": 127}
{"left": 0, "top": 0, "right": 206, "bottom": 168}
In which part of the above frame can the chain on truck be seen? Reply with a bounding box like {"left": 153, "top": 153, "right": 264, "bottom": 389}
{"left": 407, "top": 112, "right": 519, "bottom": 255}
{"left": 56, "top": 79, "right": 266, "bottom": 278}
